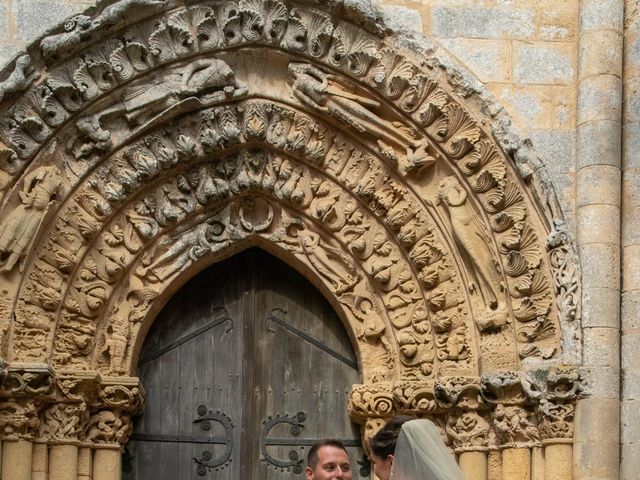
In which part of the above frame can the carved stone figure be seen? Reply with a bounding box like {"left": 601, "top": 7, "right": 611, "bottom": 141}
{"left": 287, "top": 62, "right": 433, "bottom": 174}
{"left": 136, "top": 217, "right": 226, "bottom": 282}
{"left": 0, "top": 166, "right": 63, "bottom": 272}
{"left": 293, "top": 227, "right": 359, "bottom": 294}
{"left": 85, "top": 410, "right": 131, "bottom": 444}
{"left": 0, "top": 55, "right": 39, "bottom": 103}
{"left": 436, "top": 176, "right": 504, "bottom": 318}
{"left": 74, "top": 58, "right": 247, "bottom": 157}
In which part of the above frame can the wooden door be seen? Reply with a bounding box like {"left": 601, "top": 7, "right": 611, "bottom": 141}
{"left": 123, "top": 248, "right": 369, "bottom": 479}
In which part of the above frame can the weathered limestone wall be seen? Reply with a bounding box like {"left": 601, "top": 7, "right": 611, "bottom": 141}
{"left": 0, "top": 0, "right": 581, "bottom": 230}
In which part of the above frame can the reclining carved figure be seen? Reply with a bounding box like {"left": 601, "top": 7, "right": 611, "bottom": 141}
{"left": 73, "top": 58, "right": 247, "bottom": 158}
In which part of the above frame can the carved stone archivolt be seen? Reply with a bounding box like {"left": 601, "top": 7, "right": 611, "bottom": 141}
{"left": 0, "top": 0, "right": 581, "bottom": 451}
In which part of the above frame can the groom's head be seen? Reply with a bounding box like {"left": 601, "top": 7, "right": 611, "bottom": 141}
{"left": 306, "top": 439, "right": 352, "bottom": 480}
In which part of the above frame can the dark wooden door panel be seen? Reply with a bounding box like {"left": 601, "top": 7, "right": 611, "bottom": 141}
{"left": 124, "top": 248, "right": 366, "bottom": 479}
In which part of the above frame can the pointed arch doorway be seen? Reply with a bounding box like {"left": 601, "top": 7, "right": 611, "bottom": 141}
{"left": 123, "top": 248, "right": 368, "bottom": 479}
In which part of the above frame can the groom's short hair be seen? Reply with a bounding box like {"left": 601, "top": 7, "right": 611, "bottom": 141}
{"left": 307, "top": 439, "right": 349, "bottom": 469}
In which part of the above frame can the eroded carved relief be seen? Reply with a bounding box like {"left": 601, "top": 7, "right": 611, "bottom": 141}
{"left": 72, "top": 57, "right": 247, "bottom": 158}
{"left": 0, "top": 0, "right": 580, "bottom": 459}
{"left": 0, "top": 166, "right": 64, "bottom": 272}
{"left": 436, "top": 175, "right": 505, "bottom": 329}
{"left": 0, "top": 56, "right": 39, "bottom": 103}
{"left": 288, "top": 63, "right": 434, "bottom": 176}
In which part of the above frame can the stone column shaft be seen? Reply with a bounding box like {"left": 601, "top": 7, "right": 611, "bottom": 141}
{"left": 531, "top": 446, "right": 544, "bottom": 480}
{"left": 575, "top": 1, "right": 624, "bottom": 479}
{"left": 93, "top": 448, "right": 121, "bottom": 480}
{"left": 32, "top": 443, "right": 48, "bottom": 480}
{"left": 487, "top": 451, "right": 502, "bottom": 480}
{"left": 1, "top": 440, "right": 33, "bottom": 480}
{"left": 49, "top": 444, "right": 79, "bottom": 480}
{"left": 621, "top": 1, "right": 640, "bottom": 479}
{"left": 544, "top": 444, "right": 572, "bottom": 480}
{"left": 78, "top": 447, "right": 93, "bottom": 480}
{"left": 459, "top": 451, "right": 487, "bottom": 480}
{"left": 502, "top": 448, "right": 530, "bottom": 480}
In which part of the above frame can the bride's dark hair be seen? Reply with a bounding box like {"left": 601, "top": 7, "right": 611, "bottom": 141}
{"left": 369, "top": 415, "right": 415, "bottom": 458}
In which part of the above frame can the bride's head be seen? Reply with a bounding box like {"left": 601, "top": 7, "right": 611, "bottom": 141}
{"left": 368, "top": 415, "right": 414, "bottom": 480}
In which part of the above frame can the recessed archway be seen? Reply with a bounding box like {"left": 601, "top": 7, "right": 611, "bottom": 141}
{"left": 0, "top": 0, "right": 583, "bottom": 478}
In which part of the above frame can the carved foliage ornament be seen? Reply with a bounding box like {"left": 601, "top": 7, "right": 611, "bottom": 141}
{"left": 12, "top": 101, "right": 481, "bottom": 384}
{"left": 0, "top": 0, "right": 576, "bottom": 402}
{"left": 0, "top": 367, "right": 142, "bottom": 445}
{"left": 349, "top": 367, "right": 583, "bottom": 450}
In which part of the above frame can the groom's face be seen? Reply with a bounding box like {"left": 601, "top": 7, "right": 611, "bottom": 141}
{"left": 305, "top": 445, "right": 353, "bottom": 480}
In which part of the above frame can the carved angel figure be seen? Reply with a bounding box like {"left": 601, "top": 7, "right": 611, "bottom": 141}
{"left": 287, "top": 63, "right": 433, "bottom": 174}
{"left": 436, "top": 176, "right": 503, "bottom": 312}
{"left": 0, "top": 166, "right": 63, "bottom": 272}
{"left": 297, "top": 229, "right": 359, "bottom": 294}
{"left": 74, "top": 58, "right": 247, "bottom": 157}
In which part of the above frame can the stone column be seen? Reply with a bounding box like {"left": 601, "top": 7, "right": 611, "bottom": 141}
{"left": 487, "top": 451, "right": 502, "bottom": 480}
{"left": 78, "top": 447, "right": 93, "bottom": 480}
{"left": 531, "top": 447, "right": 544, "bottom": 480}
{"left": 1, "top": 439, "right": 33, "bottom": 480}
{"left": 40, "top": 402, "right": 89, "bottom": 480}
{"left": 621, "top": 1, "right": 640, "bottom": 479}
{"left": 93, "top": 447, "right": 122, "bottom": 480}
{"left": 502, "top": 448, "right": 530, "bottom": 480}
{"left": 459, "top": 451, "right": 487, "bottom": 480}
{"left": 544, "top": 443, "right": 573, "bottom": 480}
{"left": 49, "top": 444, "right": 79, "bottom": 480}
{"left": 574, "top": 1, "right": 624, "bottom": 479}
{"left": 32, "top": 442, "right": 49, "bottom": 480}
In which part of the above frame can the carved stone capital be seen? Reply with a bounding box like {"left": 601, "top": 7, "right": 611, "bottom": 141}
{"left": 446, "top": 410, "right": 493, "bottom": 452}
{"left": 56, "top": 370, "right": 101, "bottom": 404}
{"left": 538, "top": 399, "right": 574, "bottom": 442}
{"left": 84, "top": 409, "right": 133, "bottom": 447}
{"left": 39, "top": 402, "right": 89, "bottom": 444}
{"left": 521, "top": 366, "right": 582, "bottom": 442}
{"left": 348, "top": 383, "right": 394, "bottom": 421}
{"left": 492, "top": 404, "right": 540, "bottom": 448}
{"left": 97, "top": 377, "right": 144, "bottom": 414}
{"left": 392, "top": 381, "right": 437, "bottom": 414}
{"left": 434, "top": 377, "right": 484, "bottom": 410}
{"left": 0, "top": 398, "right": 40, "bottom": 440}
{"left": 480, "top": 372, "right": 526, "bottom": 406}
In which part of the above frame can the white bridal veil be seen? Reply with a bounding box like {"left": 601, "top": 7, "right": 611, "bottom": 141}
{"left": 390, "top": 419, "right": 464, "bottom": 480}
